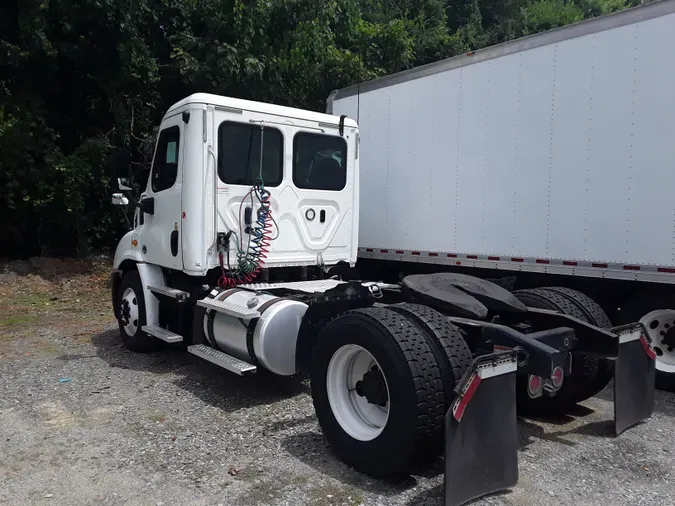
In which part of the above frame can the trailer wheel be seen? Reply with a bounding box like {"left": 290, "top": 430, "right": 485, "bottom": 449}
{"left": 310, "top": 307, "right": 444, "bottom": 477}
{"left": 543, "top": 287, "right": 614, "bottom": 397}
{"left": 116, "top": 270, "right": 158, "bottom": 352}
{"left": 616, "top": 293, "right": 675, "bottom": 390}
{"left": 513, "top": 288, "right": 601, "bottom": 414}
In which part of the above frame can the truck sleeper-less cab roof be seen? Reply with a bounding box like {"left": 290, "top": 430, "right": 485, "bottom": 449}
{"left": 167, "top": 93, "right": 358, "bottom": 129}
{"left": 114, "top": 93, "right": 360, "bottom": 278}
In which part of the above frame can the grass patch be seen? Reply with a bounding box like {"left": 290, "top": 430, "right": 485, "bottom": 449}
{"left": 0, "top": 314, "right": 39, "bottom": 326}
{"left": 14, "top": 293, "right": 51, "bottom": 306}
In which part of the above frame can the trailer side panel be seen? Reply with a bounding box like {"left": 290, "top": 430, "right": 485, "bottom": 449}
{"left": 331, "top": 6, "right": 675, "bottom": 276}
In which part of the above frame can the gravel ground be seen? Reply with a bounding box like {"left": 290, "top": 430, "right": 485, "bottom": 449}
{"left": 1, "top": 321, "right": 675, "bottom": 506}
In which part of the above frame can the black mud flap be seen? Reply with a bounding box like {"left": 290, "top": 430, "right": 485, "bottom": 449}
{"left": 613, "top": 323, "right": 656, "bottom": 435}
{"left": 445, "top": 352, "right": 519, "bottom": 506}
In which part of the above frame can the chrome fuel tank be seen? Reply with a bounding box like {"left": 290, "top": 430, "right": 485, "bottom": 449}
{"left": 202, "top": 288, "right": 308, "bottom": 376}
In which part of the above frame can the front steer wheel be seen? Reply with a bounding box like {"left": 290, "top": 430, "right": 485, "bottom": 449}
{"left": 116, "top": 270, "right": 160, "bottom": 352}
{"left": 310, "top": 307, "right": 444, "bottom": 478}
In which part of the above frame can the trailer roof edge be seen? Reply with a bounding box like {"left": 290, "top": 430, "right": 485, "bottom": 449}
{"left": 329, "top": 0, "right": 675, "bottom": 102}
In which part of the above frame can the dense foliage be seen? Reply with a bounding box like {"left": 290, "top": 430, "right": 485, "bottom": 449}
{"left": 0, "top": 0, "right": 647, "bottom": 257}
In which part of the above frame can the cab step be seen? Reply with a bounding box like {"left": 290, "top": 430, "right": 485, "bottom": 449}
{"left": 196, "top": 298, "right": 261, "bottom": 320}
{"left": 142, "top": 325, "right": 183, "bottom": 343}
{"left": 148, "top": 285, "right": 189, "bottom": 301}
{"left": 187, "top": 344, "right": 257, "bottom": 375}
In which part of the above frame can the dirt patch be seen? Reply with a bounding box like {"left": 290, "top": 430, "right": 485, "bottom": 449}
{"left": 0, "top": 256, "right": 115, "bottom": 354}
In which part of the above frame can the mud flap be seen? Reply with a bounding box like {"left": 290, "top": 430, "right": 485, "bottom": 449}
{"left": 445, "top": 352, "right": 519, "bottom": 506}
{"left": 613, "top": 324, "right": 656, "bottom": 435}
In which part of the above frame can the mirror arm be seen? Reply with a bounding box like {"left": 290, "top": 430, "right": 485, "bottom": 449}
{"left": 117, "top": 177, "right": 132, "bottom": 191}
{"left": 133, "top": 197, "right": 155, "bottom": 216}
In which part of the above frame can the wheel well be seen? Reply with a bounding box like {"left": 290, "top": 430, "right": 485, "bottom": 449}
{"left": 112, "top": 261, "right": 138, "bottom": 320}
{"left": 118, "top": 259, "right": 138, "bottom": 274}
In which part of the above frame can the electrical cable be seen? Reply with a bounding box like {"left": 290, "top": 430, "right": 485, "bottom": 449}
{"left": 217, "top": 124, "right": 278, "bottom": 287}
{"left": 217, "top": 181, "right": 275, "bottom": 287}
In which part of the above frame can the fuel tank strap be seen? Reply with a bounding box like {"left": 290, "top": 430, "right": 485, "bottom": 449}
{"left": 257, "top": 297, "right": 292, "bottom": 315}
{"left": 205, "top": 287, "right": 246, "bottom": 351}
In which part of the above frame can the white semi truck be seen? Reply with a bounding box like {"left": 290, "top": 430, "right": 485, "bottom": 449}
{"left": 328, "top": 0, "right": 675, "bottom": 388}
{"left": 110, "top": 91, "right": 655, "bottom": 505}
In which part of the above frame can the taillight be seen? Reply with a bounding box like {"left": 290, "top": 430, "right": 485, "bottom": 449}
{"left": 551, "top": 366, "right": 564, "bottom": 389}
{"left": 527, "top": 375, "right": 543, "bottom": 398}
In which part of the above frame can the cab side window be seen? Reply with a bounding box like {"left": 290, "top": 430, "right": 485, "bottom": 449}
{"left": 151, "top": 126, "right": 180, "bottom": 192}
{"left": 218, "top": 122, "right": 283, "bottom": 187}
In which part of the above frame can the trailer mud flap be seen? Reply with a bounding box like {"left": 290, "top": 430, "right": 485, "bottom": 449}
{"left": 613, "top": 324, "right": 656, "bottom": 435}
{"left": 445, "top": 352, "right": 519, "bottom": 506}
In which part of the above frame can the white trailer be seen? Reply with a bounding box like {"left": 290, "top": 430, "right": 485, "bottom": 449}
{"left": 327, "top": 0, "right": 675, "bottom": 385}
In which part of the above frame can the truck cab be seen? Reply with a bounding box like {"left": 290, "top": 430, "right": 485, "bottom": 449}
{"left": 113, "top": 93, "right": 360, "bottom": 278}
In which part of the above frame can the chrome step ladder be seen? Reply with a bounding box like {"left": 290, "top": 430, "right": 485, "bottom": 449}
{"left": 142, "top": 325, "right": 183, "bottom": 343}
{"left": 187, "top": 344, "right": 257, "bottom": 375}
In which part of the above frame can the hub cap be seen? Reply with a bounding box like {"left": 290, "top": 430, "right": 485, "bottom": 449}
{"left": 640, "top": 309, "right": 675, "bottom": 374}
{"left": 326, "top": 344, "right": 390, "bottom": 441}
{"left": 120, "top": 287, "right": 140, "bottom": 337}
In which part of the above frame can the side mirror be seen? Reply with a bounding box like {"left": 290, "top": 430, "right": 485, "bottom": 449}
{"left": 111, "top": 192, "right": 129, "bottom": 206}
{"left": 137, "top": 196, "right": 155, "bottom": 215}
{"left": 108, "top": 147, "right": 132, "bottom": 191}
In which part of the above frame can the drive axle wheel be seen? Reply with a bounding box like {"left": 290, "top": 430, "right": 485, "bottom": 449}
{"left": 116, "top": 270, "right": 158, "bottom": 352}
{"left": 311, "top": 307, "right": 444, "bottom": 478}
{"left": 543, "top": 287, "right": 614, "bottom": 397}
{"left": 514, "top": 288, "right": 609, "bottom": 415}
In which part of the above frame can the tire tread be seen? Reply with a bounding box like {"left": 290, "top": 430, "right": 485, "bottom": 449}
{"left": 514, "top": 288, "right": 599, "bottom": 412}
{"left": 347, "top": 307, "right": 445, "bottom": 449}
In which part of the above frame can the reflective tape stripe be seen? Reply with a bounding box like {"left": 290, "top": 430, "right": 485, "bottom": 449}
{"left": 358, "top": 248, "right": 675, "bottom": 284}
{"left": 452, "top": 373, "right": 481, "bottom": 422}
{"left": 641, "top": 335, "right": 657, "bottom": 360}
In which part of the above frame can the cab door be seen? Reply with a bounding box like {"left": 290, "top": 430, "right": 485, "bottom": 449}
{"left": 137, "top": 114, "right": 184, "bottom": 270}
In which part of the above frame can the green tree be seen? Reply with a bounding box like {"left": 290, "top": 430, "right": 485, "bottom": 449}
{"left": 0, "top": 0, "right": 649, "bottom": 257}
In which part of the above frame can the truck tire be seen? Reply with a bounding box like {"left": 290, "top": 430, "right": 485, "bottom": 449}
{"left": 513, "top": 288, "right": 601, "bottom": 415}
{"left": 543, "top": 287, "right": 614, "bottom": 396}
{"left": 116, "top": 270, "right": 159, "bottom": 352}
{"left": 389, "top": 303, "right": 472, "bottom": 409}
{"left": 543, "top": 287, "right": 612, "bottom": 328}
{"left": 310, "top": 307, "right": 444, "bottom": 477}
